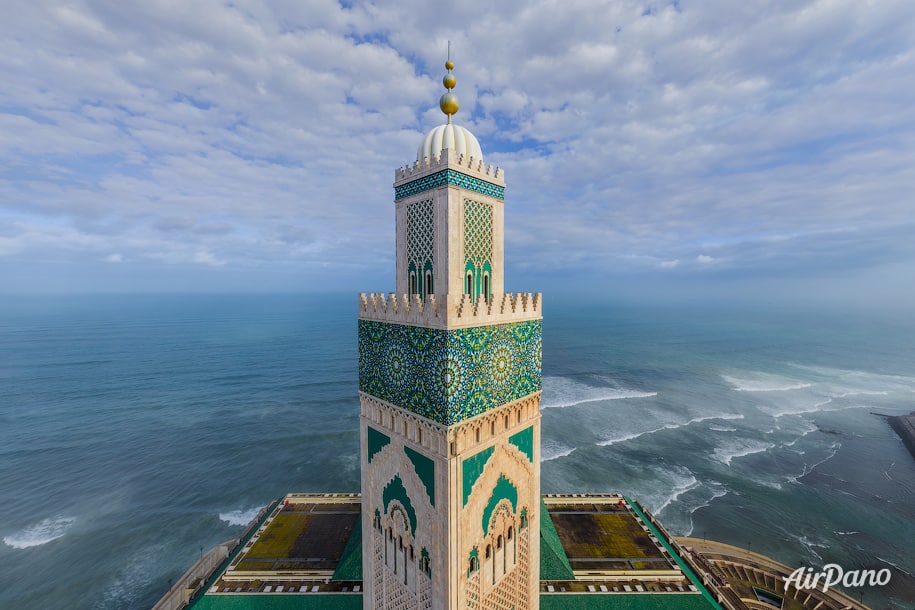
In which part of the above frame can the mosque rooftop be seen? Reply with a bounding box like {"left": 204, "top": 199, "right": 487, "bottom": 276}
{"left": 184, "top": 493, "right": 717, "bottom": 610}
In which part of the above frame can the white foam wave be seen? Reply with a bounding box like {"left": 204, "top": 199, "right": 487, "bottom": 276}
{"left": 597, "top": 413, "right": 744, "bottom": 447}
{"left": 722, "top": 373, "right": 811, "bottom": 393}
{"left": 797, "top": 535, "right": 829, "bottom": 562}
{"left": 712, "top": 438, "right": 775, "bottom": 466}
{"left": 787, "top": 363, "right": 915, "bottom": 393}
{"left": 3, "top": 516, "right": 76, "bottom": 549}
{"left": 787, "top": 442, "right": 841, "bottom": 484}
{"left": 834, "top": 531, "right": 859, "bottom": 536}
{"left": 684, "top": 487, "right": 729, "bottom": 537}
{"left": 219, "top": 507, "right": 262, "bottom": 527}
{"left": 540, "top": 442, "right": 575, "bottom": 462}
{"left": 708, "top": 425, "right": 737, "bottom": 432}
{"left": 655, "top": 476, "right": 700, "bottom": 514}
{"left": 541, "top": 376, "right": 656, "bottom": 409}
{"left": 877, "top": 556, "right": 914, "bottom": 578}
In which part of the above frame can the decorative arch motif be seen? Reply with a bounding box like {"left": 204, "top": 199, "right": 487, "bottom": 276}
{"left": 482, "top": 475, "right": 518, "bottom": 537}
{"left": 383, "top": 475, "right": 417, "bottom": 535}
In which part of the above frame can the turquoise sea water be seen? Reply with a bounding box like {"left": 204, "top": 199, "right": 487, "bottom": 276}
{"left": 0, "top": 294, "right": 913, "bottom": 609}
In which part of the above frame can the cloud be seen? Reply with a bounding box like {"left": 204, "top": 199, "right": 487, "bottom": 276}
{"left": 0, "top": 0, "right": 913, "bottom": 300}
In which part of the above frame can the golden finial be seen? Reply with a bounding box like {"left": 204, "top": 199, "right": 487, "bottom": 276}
{"left": 439, "top": 41, "right": 459, "bottom": 123}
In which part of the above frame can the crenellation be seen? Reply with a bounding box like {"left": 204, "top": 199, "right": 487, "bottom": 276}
{"left": 358, "top": 292, "right": 541, "bottom": 329}
{"left": 394, "top": 147, "right": 505, "bottom": 189}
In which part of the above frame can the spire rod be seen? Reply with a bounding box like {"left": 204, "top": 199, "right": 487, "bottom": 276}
{"left": 440, "top": 42, "right": 459, "bottom": 124}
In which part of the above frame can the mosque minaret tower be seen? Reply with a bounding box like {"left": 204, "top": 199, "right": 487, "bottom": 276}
{"left": 357, "top": 57, "right": 543, "bottom": 610}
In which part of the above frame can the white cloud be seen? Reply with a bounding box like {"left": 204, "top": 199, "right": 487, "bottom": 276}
{"left": 1, "top": 0, "right": 913, "bottom": 296}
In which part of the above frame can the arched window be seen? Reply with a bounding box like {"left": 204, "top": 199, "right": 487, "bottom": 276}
{"left": 410, "top": 271, "right": 417, "bottom": 297}
{"left": 507, "top": 526, "right": 513, "bottom": 541}
{"left": 483, "top": 273, "right": 489, "bottom": 301}
{"left": 497, "top": 535, "right": 503, "bottom": 550}
{"left": 469, "top": 557, "right": 478, "bottom": 573}
{"left": 466, "top": 272, "right": 473, "bottom": 295}
{"left": 475, "top": 428, "right": 481, "bottom": 443}
{"left": 485, "top": 545, "right": 491, "bottom": 559}
{"left": 425, "top": 271, "right": 433, "bottom": 297}
{"left": 490, "top": 421, "right": 495, "bottom": 436}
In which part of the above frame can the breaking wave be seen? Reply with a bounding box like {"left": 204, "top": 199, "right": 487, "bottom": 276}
{"left": 3, "top": 516, "right": 76, "bottom": 549}
{"left": 219, "top": 507, "right": 262, "bottom": 527}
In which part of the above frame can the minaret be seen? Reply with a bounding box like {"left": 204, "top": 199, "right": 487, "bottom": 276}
{"left": 358, "top": 56, "right": 542, "bottom": 610}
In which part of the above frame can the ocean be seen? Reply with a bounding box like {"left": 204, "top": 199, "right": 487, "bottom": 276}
{"left": 0, "top": 293, "right": 913, "bottom": 609}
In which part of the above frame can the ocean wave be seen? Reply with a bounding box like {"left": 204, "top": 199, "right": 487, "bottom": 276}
{"left": 2, "top": 516, "right": 76, "bottom": 549}
{"left": 708, "top": 425, "right": 737, "bottom": 432}
{"left": 219, "top": 507, "right": 263, "bottom": 527}
{"left": 655, "top": 476, "right": 700, "bottom": 515}
{"left": 721, "top": 372, "right": 811, "bottom": 393}
{"left": 541, "top": 376, "right": 656, "bottom": 409}
{"left": 787, "top": 442, "right": 841, "bottom": 484}
{"left": 877, "top": 556, "right": 914, "bottom": 578}
{"left": 597, "top": 413, "right": 744, "bottom": 447}
{"left": 540, "top": 441, "right": 575, "bottom": 462}
{"left": 712, "top": 438, "right": 775, "bottom": 466}
{"left": 684, "top": 486, "right": 729, "bottom": 537}
{"left": 787, "top": 363, "right": 915, "bottom": 393}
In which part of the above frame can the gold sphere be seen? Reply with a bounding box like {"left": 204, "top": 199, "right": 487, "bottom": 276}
{"left": 443, "top": 73, "right": 456, "bottom": 89}
{"left": 445, "top": 60, "right": 454, "bottom": 70}
{"left": 440, "top": 92, "right": 459, "bottom": 116}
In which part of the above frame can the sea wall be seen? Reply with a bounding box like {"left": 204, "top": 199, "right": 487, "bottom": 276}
{"left": 888, "top": 412, "right": 915, "bottom": 461}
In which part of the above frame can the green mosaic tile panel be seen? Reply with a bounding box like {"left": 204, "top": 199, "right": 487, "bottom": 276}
{"left": 367, "top": 427, "right": 390, "bottom": 464}
{"left": 509, "top": 426, "right": 534, "bottom": 463}
{"left": 394, "top": 169, "right": 504, "bottom": 201}
{"left": 358, "top": 319, "right": 542, "bottom": 426}
{"left": 404, "top": 446, "right": 435, "bottom": 507}
{"left": 461, "top": 446, "right": 494, "bottom": 506}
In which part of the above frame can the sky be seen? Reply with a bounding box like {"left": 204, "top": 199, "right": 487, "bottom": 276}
{"left": 2, "top": 0, "right": 914, "bottom": 307}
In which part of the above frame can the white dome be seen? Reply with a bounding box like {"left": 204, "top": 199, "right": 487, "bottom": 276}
{"left": 417, "top": 123, "right": 483, "bottom": 163}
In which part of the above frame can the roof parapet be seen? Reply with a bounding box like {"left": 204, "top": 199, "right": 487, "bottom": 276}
{"left": 358, "top": 291, "right": 541, "bottom": 329}
{"left": 395, "top": 147, "right": 504, "bottom": 186}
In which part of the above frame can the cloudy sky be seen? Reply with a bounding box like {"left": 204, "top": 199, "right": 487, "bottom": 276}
{"left": 2, "top": 0, "right": 914, "bottom": 306}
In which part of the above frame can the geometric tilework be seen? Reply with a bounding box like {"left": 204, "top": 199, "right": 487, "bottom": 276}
{"left": 406, "top": 199, "right": 434, "bottom": 294}
{"left": 358, "top": 319, "right": 542, "bottom": 426}
{"left": 463, "top": 200, "right": 493, "bottom": 268}
{"left": 395, "top": 169, "right": 505, "bottom": 201}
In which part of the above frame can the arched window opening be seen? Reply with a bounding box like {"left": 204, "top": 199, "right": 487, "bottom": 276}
{"left": 410, "top": 271, "right": 417, "bottom": 297}
{"left": 485, "top": 545, "right": 491, "bottom": 559}
{"left": 483, "top": 273, "right": 489, "bottom": 302}
{"left": 504, "top": 415, "right": 509, "bottom": 429}
{"left": 490, "top": 421, "right": 495, "bottom": 436}
{"left": 507, "top": 526, "right": 513, "bottom": 541}
{"left": 466, "top": 272, "right": 473, "bottom": 295}
{"left": 425, "top": 271, "right": 433, "bottom": 297}
{"left": 475, "top": 428, "right": 481, "bottom": 443}
{"left": 497, "top": 535, "right": 503, "bottom": 550}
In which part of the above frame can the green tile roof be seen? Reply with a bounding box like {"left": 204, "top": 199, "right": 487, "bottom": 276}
{"left": 332, "top": 514, "right": 363, "bottom": 581}
{"left": 539, "top": 498, "right": 575, "bottom": 581}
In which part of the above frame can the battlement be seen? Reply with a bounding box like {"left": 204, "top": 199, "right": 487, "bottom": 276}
{"left": 394, "top": 147, "right": 504, "bottom": 188}
{"left": 358, "top": 291, "right": 541, "bottom": 329}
